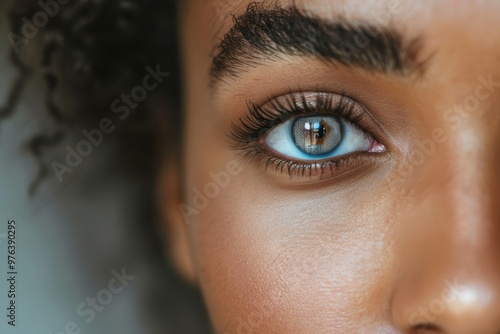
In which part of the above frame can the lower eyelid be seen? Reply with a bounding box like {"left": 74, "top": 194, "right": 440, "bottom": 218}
{"left": 238, "top": 149, "right": 387, "bottom": 186}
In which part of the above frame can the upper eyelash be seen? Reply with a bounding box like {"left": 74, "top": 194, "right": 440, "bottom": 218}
{"left": 228, "top": 92, "right": 367, "bottom": 150}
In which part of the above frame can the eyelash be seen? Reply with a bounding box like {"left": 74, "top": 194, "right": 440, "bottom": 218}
{"left": 228, "top": 92, "right": 383, "bottom": 179}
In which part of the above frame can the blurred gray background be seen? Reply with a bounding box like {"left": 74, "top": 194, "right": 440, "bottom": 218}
{"left": 0, "top": 2, "right": 144, "bottom": 333}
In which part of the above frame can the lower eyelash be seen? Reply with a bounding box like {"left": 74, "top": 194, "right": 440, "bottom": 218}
{"left": 236, "top": 146, "right": 375, "bottom": 180}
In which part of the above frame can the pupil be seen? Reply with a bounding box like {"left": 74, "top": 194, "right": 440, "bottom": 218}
{"left": 316, "top": 122, "right": 326, "bottom": 139}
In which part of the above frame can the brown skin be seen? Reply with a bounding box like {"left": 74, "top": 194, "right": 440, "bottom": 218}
{"left": 163, "top": 1, "right": 500, "bottom": 333}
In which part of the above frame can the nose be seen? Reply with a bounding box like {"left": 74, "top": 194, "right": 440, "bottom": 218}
{"left": 391, "top": 132, "right": 500, "bottom": 334}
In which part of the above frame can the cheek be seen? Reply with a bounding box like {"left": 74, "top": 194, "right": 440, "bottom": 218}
{"left": 188, "top": 167, "right": 402, "bottom": 333}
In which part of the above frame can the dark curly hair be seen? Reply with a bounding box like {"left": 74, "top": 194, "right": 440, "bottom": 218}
{"left": 5, "top": 0, "right": 183, "bottom": 189}
{"left": 3, "top": 0, "right": 211, "bottom": 332}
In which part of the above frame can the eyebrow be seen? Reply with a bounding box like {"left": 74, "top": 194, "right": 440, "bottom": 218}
{"left": 209, "top": 2, "right": 425, "bottom": 88}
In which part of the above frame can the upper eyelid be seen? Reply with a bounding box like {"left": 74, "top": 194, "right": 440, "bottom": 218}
{"left": 250, "top": 93, "right": 364, "bottom": 132}
{"left": 252, "top": 92, "right": 355, "bottom": 118}
{"left": 252, "top": 97, "right": 350, "bottom": 133}
{"left": 228, "top": 91, "right": 380, "bottom": 149}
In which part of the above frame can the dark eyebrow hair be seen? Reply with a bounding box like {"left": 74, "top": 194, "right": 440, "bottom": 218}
{"left": 209, "top": 2, "right": 425, "bottom": 88}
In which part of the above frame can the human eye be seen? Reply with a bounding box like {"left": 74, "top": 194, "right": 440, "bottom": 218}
{"left": 265, "top": 114, "right": 383, "bottom": 160}
{"left": 228, "top": 92, "right": 388, "bottom": 183}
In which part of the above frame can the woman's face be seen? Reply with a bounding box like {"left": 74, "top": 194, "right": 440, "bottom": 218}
{"left": 168, "top": 1, "right": 500, "bottom": 333}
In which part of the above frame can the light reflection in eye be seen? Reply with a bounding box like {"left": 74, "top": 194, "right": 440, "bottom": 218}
{"left": 264, "top": 115, "right": 376, "bottom": 161}
{"left": 294, "top": 116, "right": 342, "bottom": 155}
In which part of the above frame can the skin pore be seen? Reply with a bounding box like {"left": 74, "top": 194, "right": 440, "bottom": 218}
{"left": 164, "top": 1, "right": 500, "bottom": 333}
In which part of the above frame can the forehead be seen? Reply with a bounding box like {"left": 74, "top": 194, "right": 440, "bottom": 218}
{"left": 184, "top": 0, "right": 500, "bottom": 32}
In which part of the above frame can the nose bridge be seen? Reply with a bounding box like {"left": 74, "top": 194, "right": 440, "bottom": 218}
{"left": 391, "top": 124, "right": 500, "bottom": 333}
{"left": 450, "top": 130, "right": 500, "bottom": 249}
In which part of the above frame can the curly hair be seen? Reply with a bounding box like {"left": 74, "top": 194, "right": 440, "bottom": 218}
{"left": 4, "top": 0, "right": 184, "bottom": 189}
{"left": 3, "top": 0, "right": 211, "bottom": 332}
